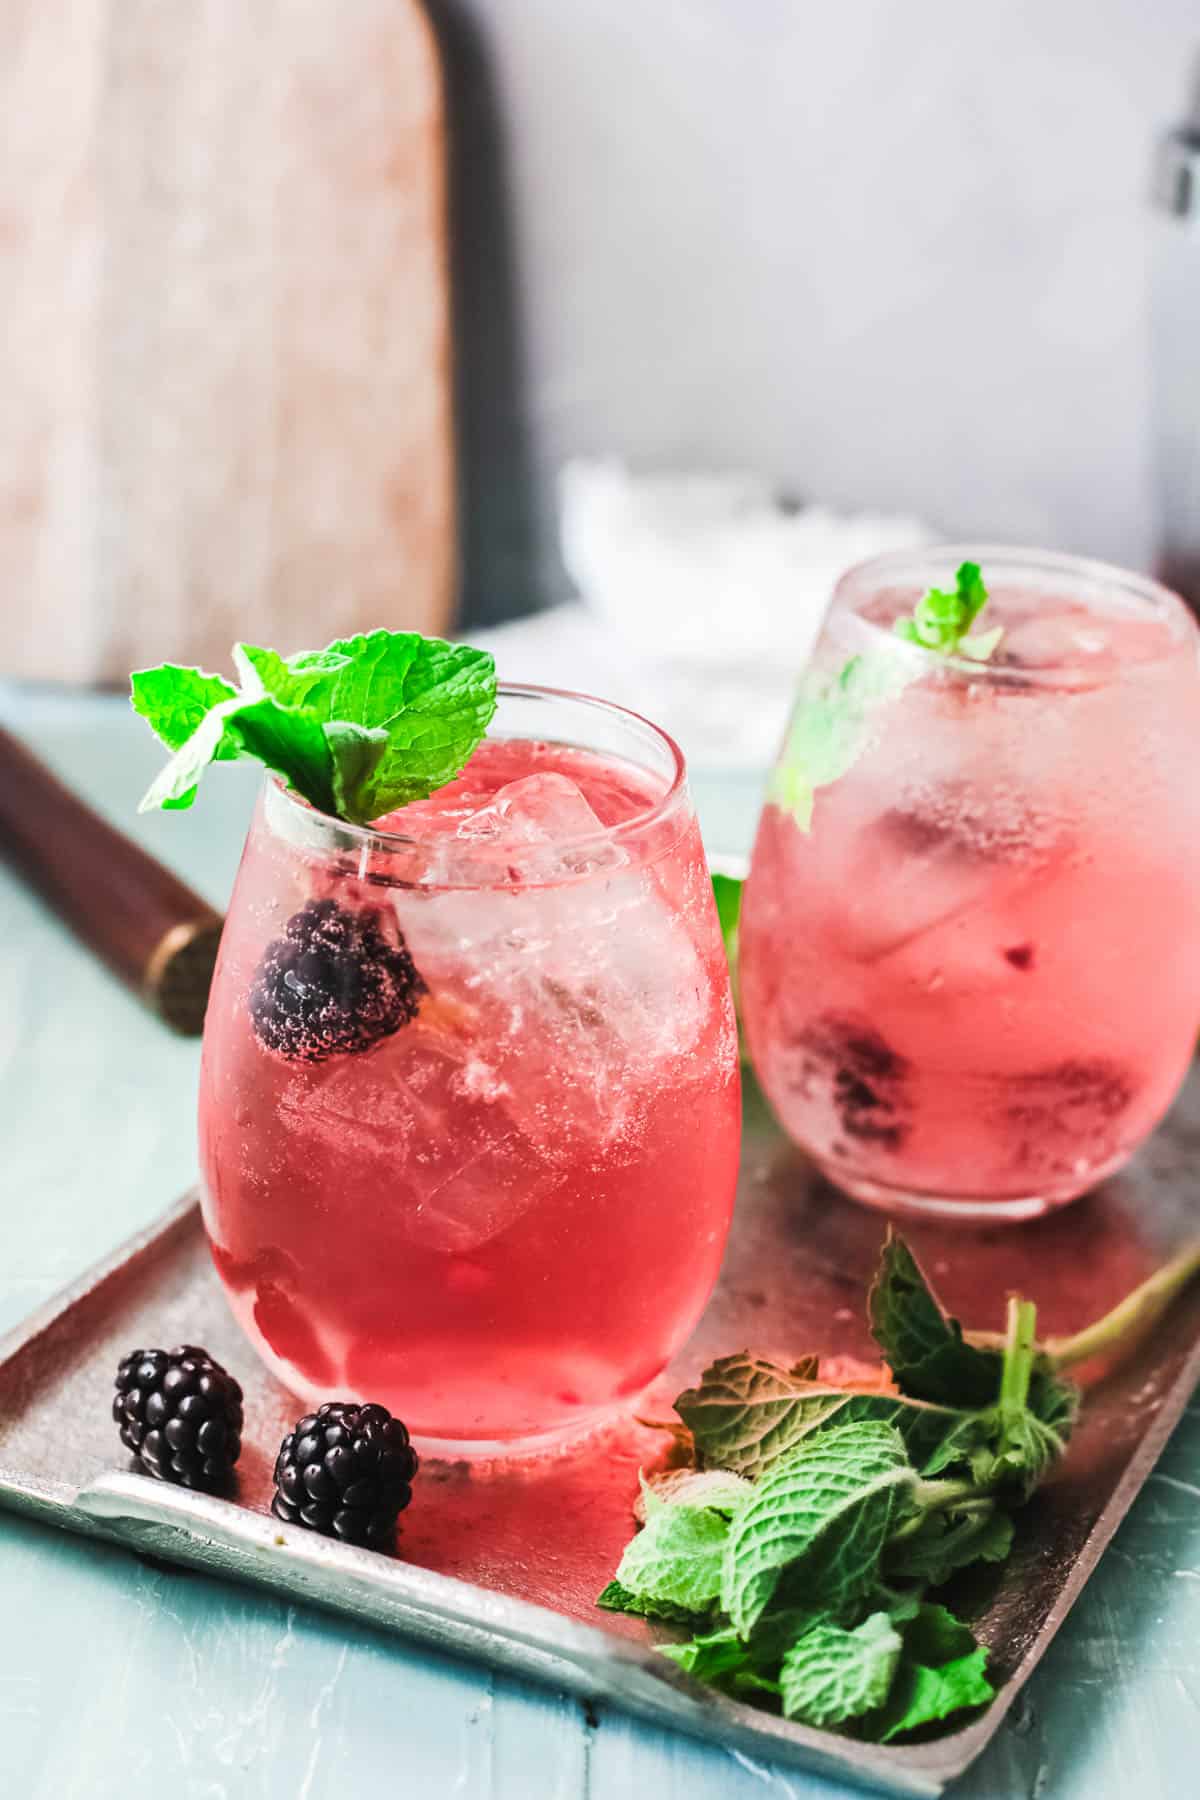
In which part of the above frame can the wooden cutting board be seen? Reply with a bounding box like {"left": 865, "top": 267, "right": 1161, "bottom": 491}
{"left": 1, "top": 0, "right": 454, "bottom": 684}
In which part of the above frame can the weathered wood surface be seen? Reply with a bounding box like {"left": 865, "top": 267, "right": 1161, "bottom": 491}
{"left": 0, "top": 0, "right": 454, "bottom": 684}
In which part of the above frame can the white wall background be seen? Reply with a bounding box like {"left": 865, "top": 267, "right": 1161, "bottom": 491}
{"left": 442, "top": 0, "right": 1197, "bottom": 617}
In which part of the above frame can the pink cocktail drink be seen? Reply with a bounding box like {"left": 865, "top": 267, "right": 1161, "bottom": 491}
{"left": 741, "top": 549, "right": 1200, "bottom": 1220}
{"left": 200, "top": 689, "right": 740, "bottom": 1448}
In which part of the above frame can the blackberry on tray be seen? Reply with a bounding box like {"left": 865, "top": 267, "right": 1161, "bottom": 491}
{"left": 113, "top": 1345, "right": 244, "bottom": 1490}
{"left": 271, "top": 1401, "right": 419, "bottom": 1547}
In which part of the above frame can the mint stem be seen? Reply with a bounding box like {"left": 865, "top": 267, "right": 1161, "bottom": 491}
{"left": 964, "top": 1239, "right": 1200, "bottom": 1374}
{"left": 913, "top": 1477, "right": 982, "bottom": 1513}
{"left": 1041, "top": 1239, "right": 1200, "bottom": 1371}
{"left": 894, "top": 1481, "right": 994, "bottom": 1537}
{"left": 999, "top": 1296, "right": 1038, "bottom": 1413}
{"left": 891, "top": 1301, "right": 1040, "bottom": 1549}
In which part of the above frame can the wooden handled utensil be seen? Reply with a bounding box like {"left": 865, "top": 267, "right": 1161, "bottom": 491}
{"left": 0, "top": 727, "right": 222, "bottom": 1034}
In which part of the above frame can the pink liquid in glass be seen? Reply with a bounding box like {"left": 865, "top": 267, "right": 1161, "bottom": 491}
{"left": 200, "top": 722, "right": 740, "bottom": 1449}
{"left": 741, "top": 566, "right": 1200, "bottom": 1220}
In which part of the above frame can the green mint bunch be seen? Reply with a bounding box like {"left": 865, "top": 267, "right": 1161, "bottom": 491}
{"left": 131, "top": 631, "right": 497, "bottom": 826}
{"left": 893, "top": 560, "right": 1002, "bottom": 662}
{"left": 598, "top": 1229, "right": 1200, "bottom": 1743}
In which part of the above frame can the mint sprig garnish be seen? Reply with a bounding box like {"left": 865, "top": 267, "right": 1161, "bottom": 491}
{"left": 773, "top": 558, "right": 1003, "bottom": 832}
{"left": 131, "top": 631, "right": 497, "bottom": 825}
{"left": 598, "top": 1228, "right": 1200, "bottom": 1741}
{"left": 769, "top": 652, "right": 913, "bottom": 833}
{"left": 893, "top": 559, "right": 1002, "bottom": 662}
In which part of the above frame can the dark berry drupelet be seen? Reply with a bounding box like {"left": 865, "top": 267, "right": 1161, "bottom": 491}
{"left": 113, "top": 1345, "right": 244, "bottom": 1490}
{"left": 249, "top": 898, "right": 425, "bottom": 1063}
{"left": 798, "top": 1011, "right": 911, "bottom": 1151}
{"left": 271, "top": 1401, "right": 418, "bottom": 1547}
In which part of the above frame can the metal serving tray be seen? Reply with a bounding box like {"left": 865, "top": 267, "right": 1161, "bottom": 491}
{"left": 3, "top": 1074, "right": 1200, "bottom": 1797}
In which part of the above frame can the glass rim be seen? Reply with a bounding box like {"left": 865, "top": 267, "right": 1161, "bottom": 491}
{"left": 828, "top": 542, "right": 1197, "bottom": 682}
{"left": 266, "top": 680, "right": 690, "bottom": 862}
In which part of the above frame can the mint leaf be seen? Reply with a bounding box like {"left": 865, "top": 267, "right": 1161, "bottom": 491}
{"left": 954, "top": 1405, "right": 1070, "bottom": 1501}
{"left": 835, "top": 1392, "right": 975, "bottom": 1475}
{"left": 289, "top": 631, "right": 498, "bottom": 821}
{"left": 638, "top": 1467, "right": 755, "bottom": 1522}
{"left": 659, "top": 1625, "right": 751, "bottom": 1684}
{"left": 1000, "top": 1400, "right": 1071, "bottom": 1492}
{"left": 721, "top": 1422, "right": 912, "bottom": 1635}
{"left": 918, "top": 1409, "right": 995, "bottom": 1484}
{"left": 675, "top": 1351, "right": 966, "bottom": 1482}
{"left": 711, "top": 870, "right": 743, "bottom": 1037}
{"left": 869, "top": 1238, "right": 1078, "bottom": 1496}
{"left": 779, "top": 1612, "right": 902, "bottom": 1728}
{"left": 139, "top": 692, "right": 340, "bottom": 815}
{"left": 870, "top": 1603, "right": 994, "bottom": 1741}
{"left": 711, "top": 872, "right": 742, "bottom": 951}
{"left": 959, "top": 625, "right": 1004, "bottom": 662}
{"left": 882, "top": 1588, "right": 925, "bottom": 1628}
{"left": 130, "top": 664, "right": 238, "bottom": 753}
{"left": 893, "top": 561, "right": 999, "bottom": 660}
{"left": 903, "top": 1602, "right": 982, "bottom": 1664}
{"left": 677, "top": 1353, "right": 852, "bottom": 1479}
{"left": 1028, "top": 1367, "right": 1080, "bottom": 1443}
{"left": 324, "top": 720, "right": 391, "bottom": 820}
{"left": 595, "top": 1580, "right": 702, "bottom": 1625}
{"left": 869, "top": 1233, "right": 1003, "bottom": 1409}
{"left": 232, "top": 642, "right": 342, "bottom": 710}
{"left": 614, "top": 1497, "right": 737, "bottom": 1615}
{"left": 748, "top": 1606, "right": 824, "bottom": 1664}
{"left": 917, "top": 1294, "right": 1074, "bottom": 1498}
{"left": 133, "top": 631, "right": 497, "bottom": 824}
{"left": 886, "top": 1507, "right": 1014, "bottom": 1588}
{"left": 661, "top": 1606, "right": 818, "bottom": 1692}
{"left": 730, "top": 1670, "right": 785, "bottom": 1700}
{"left": 919, "top": 1392, "right": 1074, "bottom": 1501}
{"left": 770, "top": 651, "right": 913, "bottom": 832}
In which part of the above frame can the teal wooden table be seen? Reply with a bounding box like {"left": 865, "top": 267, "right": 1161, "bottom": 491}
{"left": 4, "top": 688, "right": 1200, "bottom": 1800}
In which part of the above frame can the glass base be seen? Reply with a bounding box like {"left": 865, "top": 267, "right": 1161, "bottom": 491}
{"left": 412, "top": 1403, "right": 631, "bottom": 1463}
{"left": 812, "top": 1159, "right": 1098, "bottom": 1225}
{"left": 214, "top": 1283, "right": 644, "bottom": 1460}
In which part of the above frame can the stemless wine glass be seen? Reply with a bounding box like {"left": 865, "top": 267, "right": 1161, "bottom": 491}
{"left": 740, "top": 546, "right": 1200, "bottom": 1222}
{"left": 199, "top": 686, "right": 741, "bottom": 1452}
